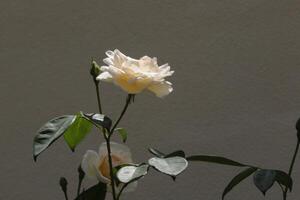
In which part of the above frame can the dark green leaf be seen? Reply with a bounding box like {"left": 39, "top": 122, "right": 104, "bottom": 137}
{"left": 33, "top": 115, "right": 76, "bottom": 161}
{"left": 75, "top": 182, "right": 106, "bottom": 200}
{"left": 83, "top": 113, "right": 112, "bottom": 130}
{"left": 222, "top": 167, "right": 257, "bottom": 199}
{"left": 275, "top": 170, "right": 293, "bottom": 192}
{"left": 117, "top": 164, "right": 149, "bottom": 183}
{"left": 187, "top": 155, "right": 248, "bottom": 167}
{"left": 115, "top": 128, "right": 128, "bottom": 143}
{"left": 148, "top": 148, "right": 165, "bottom": 158}
{"left": 165, "top": 150, "right": 185, "bottom": 158}
{"left": 148, "top": 156, "right": 188, "bottom": 176}
{"left": 253, "top": 169, "right": 276, "bottom": 195}
{"left": 63, "top": 113, "right": 93, "bottom": 151}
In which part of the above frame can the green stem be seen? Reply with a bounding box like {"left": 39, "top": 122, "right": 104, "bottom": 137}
{"left": 117, "top": 179, "right": 135, "bottom": 200}
{"left": 76, "top": 179, "right": 82, "bottom": 197}
{"left": 64, "top": 192, "right": 69, "bottom": 200}
{"left": 283, "top": 139, "right": 300, "bottom": 200}
{"left": 94, "top": 81, "right": 103, "bottom": 114}
{"left": 109, "top": 94, "right": 133, "bottom": 137}
{"left": 116, "top": 184, "right": 127, "bottom": 200}
{"left": 106, "top": 94, "right": 133, "bottom": 200}
{"left": 105, "top": 137, "right": 117, "bottom": 200}
{"left": 77, "top": 166, "right": 84, "bottom": 197}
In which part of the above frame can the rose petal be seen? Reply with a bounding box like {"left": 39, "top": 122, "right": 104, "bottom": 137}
{"left": 105, "top": 50, "right": 114, "bottom": 58}
{"left": 99, "top": 142, "right": 133, "bottom": 163}
{"left": 99, "top": 50, "right": 174, "bottom": 97}
{"left": 96, "top": 72, "right": 113, "bottom": 82}
{"left": 148, "top": 81, "right": 173, "bottom": 98}
{"left": 103, "top": 58, "right": 114, "bottom": 65}
{"left": 81, "top": 150, "right": 100, "bottom": 180}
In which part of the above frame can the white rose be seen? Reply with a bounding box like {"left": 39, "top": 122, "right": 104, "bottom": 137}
{"left": 81, "top": 142, "right": 137, "bottom": 192}
{"left": 96, "top": 49, "right": 174, "bottom": 98}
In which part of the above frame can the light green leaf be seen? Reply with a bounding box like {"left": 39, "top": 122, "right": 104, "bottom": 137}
{"left": 63, "top": 113, "right": 93, "bottom": 151}
{"left": 148, "top": 156, "right": 188, "bottom": 177}
{"left": 117, "top": 164, "right": 149, "bottom": 183}
{"left": 115, "top": 128, "right": 127, "bottom": 143}
{"left": 33, "top": 115, "right": 76, "bottom": 161}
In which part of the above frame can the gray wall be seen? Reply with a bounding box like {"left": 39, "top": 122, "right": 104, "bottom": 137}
{"left": 1, "top": 0, "right": 300, "bottom": 200}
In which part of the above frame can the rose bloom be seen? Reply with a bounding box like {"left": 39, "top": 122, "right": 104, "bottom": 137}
{"left": 96, "top": 49, "right": 174, "bottom": 97}
{"left": 81, "top": 142, "right": 137, "bottom": 192}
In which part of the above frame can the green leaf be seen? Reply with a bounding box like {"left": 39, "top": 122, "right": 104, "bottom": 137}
{"left": 165, "top": 150, "right": 185, "bottom": 158}
{"left": 222, "top": 167, "right": 257, "bottom": 199}
{"left": 115, "top": 128, "right": 128, "bottom": 143}
{"left": 275, "top": 170, "right": 293, "bottom": 192}
{"left": 253, "top": 169, "right": 276, "bottom": 195}
{"left": 148, "top": 148, "right": 185, "bottom": 158}
{"left": 187, "top": 155, "right": 248, "bottom": 167}
{"left": 148, "top": 156, "right": 188, "bottom": 177}
{"left": 148, "top": 148, "right": 166, "bottom": 158}
{"left": 75, "top": 182, "right": 106, "bottom": 200}
{"left": 63, "top": 113, "right": 93, "bottom": 151}
{"left": 83, "top": 113, "right": 112, "bottom": 131}
{"left": 117, "top": 164, "right": 149, "bottom": 183}
{"left": 33, "top": 115, "right": 76, "bottom": 161}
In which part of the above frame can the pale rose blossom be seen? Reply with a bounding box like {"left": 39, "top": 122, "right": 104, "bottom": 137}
{"left": 81, "top": 142, "right": 137, "bottom": 192}
{"left": 96, "top": 49, "right": 174, "bottom": 97}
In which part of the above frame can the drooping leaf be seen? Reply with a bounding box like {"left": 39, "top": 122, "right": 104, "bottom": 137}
{"left": 63, "top": 113, "right": 93, "bottom": 151}
{"left": 33, "top": 115, "right": 76, "bottom": 161}
{"left": 83, "top": 113, "right": 112, "bottom": 131}
{"left": 187, "top": 155, "right": 248, "bottom": 167}
{"left": 253, "top": 169, "right": 276, "bottom": 195}
{"left": 75, "top": 182, "right": 106, "bottom": 200}
{"left": 148, "top": 148, "right": 166, "bottom": 158}
{"left": 165, "top": 150, "right": 185, "bottom": 158}
{"left": 148, "top": 156, "right": 188, "bottom": 177}
{"left": 115, "top": 128, "right": 128, "bottom": 143}
{"left": 117, "top": 164, "right": 149, "bottom": 183}
{"left": 222, "top": 167, "right": 257, "bottom": 199}
{"left": 275, "top": 170, "right": 293, "bottom": 192}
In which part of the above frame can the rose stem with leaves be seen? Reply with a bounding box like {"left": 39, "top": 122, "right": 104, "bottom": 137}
{"left": 283, "top": 138, "right": 300, "bottom": 200}
{"left": 91, "top": 62, "right": 133, "bottom": 200}
{"left": 106, "top": 94, "right": 133, "bottom": 200}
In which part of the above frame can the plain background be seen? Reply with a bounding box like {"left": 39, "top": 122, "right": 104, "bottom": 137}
{"left": 1, "top": 0, "right": 300, "bottom": 199}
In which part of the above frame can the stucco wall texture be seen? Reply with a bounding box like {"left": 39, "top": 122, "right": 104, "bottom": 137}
{"left": 1, "top": 1, "right": 300, "bottom": 200}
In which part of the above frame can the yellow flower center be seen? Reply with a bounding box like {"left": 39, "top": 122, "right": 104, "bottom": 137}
{"left": 115, "top": 74, "right": 151, "bottom": 94}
